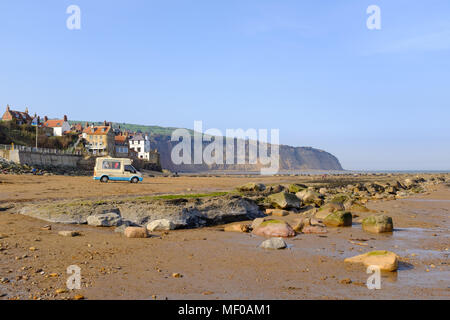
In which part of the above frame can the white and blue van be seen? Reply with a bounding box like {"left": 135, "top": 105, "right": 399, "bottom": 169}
{"left": 94, "top": 157, "right": 143, "bottom": 183}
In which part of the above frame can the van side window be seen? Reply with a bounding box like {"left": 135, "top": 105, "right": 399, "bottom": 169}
{"left": 102, "top": 161, "right": 121, "bottom": 170}
{"left": 124, "top": 165, "right": 136, "bottom": 173}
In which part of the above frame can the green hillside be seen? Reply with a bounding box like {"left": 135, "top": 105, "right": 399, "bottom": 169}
{"left": 69, "top": 120, "right": 193, "bottom": 137}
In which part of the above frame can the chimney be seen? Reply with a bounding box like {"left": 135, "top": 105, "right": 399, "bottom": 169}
{"left": 103, "top": 120, "right": 107, "bottom": 126}
{"left": 37, "top": 116, "right": 40, "bottom": 125}
{"left": 63, "top": 115, "right": 68, "bottom": 121}
{"left": 44, "top": 116, "right": 48, "bottom": 122}
{"left": 25, "top": 107, "right": 29, "bottom": 114}
{"left": 6, "top": 104, "right": 10, "bottom": 111}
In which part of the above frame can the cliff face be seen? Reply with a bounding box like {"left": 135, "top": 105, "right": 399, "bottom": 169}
{"left": 150, "top": 136, "right": 343, "bottom": 172}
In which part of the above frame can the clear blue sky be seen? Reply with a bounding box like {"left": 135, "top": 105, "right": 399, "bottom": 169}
{"left": 1, "top": 0, "right": 449, "bottom": 170}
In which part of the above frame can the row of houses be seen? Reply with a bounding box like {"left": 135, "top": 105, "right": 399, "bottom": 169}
{"left": 1, "top": 104, "right": 159, "bottom": 162}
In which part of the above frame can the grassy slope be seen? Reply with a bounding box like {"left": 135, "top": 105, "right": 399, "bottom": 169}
{"left": 69, "top": 120, "right": 193, "bottom": 136}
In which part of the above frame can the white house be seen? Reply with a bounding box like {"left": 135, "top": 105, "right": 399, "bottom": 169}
{"left": 129, "top": 133, "right": 151, "bottom": 160}
{"left": 42, "top": 115, "right": 71, "bottom": 136}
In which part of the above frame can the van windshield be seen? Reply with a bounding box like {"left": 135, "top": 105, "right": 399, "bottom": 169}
{"left": 124, "top": 165, "right": 136, "bottom": 173}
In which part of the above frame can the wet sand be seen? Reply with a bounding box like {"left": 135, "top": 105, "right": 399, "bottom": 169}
{"left": 0, "top": 175, "right": 449, "bottom": 300}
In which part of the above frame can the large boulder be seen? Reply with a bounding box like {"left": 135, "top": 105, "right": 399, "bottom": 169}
{"left": 323, "top": 211, "right": 352, "bottom": 227}
{"left": 87, "top": 212, "right": 122, "bottom": 227}
{"left": 146, "top": 219, "right": 175, "bottom": 231}
{"left": 295, "top": 190, "right": 323, "bottom": 207}
{"left": 252, "top": 219, "right": 296, "bottom": 238}
{"left": 362, "top": 215, "right": 393, "bottom": 233}
{"left": 259, "top": 237, "right": 287, "bottom": 250}
{"left": 236, "top": 183, "right": 266, "bottom": 192}
{"left": 267, "top": 192, "right": 301, "bottom": 209}
{"left": 344, "top": 250, "right": 399, "bottom": 271}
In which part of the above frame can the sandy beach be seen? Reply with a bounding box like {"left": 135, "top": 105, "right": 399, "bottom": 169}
{"left": 0, "top": 173, "right": 449, "bottom": 300}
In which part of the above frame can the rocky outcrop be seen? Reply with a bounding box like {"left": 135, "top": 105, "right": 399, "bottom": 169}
{"left": 18, "top": 195, "right": 263, "bottom": 229}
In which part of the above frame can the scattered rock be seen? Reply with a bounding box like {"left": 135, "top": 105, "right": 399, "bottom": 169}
{"left": 362, "top": 215, "right": 394, "bottom": 233}
{"left": 259, "top": 237, "right": 287, "bottom": 250}
{"left": 330, "top": 194, "right": 349, "bottom": 204}
{"left": 58, "top": 231, "right": 80, "bottom": 237}
{"left": 251, "top": 217, "right": 269, "bottom": 230}
{"left": 146, "top": 219, "right": 175, "bottom": 232}
{"left": 339, "top": 278, "right": 352, "bottom": 284}
{"left": 295, "top": 190, "right": 323, "bottom": 207}
{"left": 172, "top": 273, "right": 183, "bottom": 278}
{"left": 124, "top": 227, "right": 148, "bottom": 238}
{"left": 302, "top": 225, "right": 328, "bottom": 234}
{"left": 252, "top": 219, "right": 296, "bottom": 238}
{"left": 315, "top": 201, "right": 345, "bottom": 219}
{"left": 223, "top": 222, "right": 250, "bottom": 233}
{"left": 265, "top": 208, "right": 289, "bottom": 217}
{"left": 348, "top": 203, "right": 371, "bottom": 213}
{"left": 344, "top": 250, "right": 399, "bottom": 271}
{"left": 237, "top": 182, "right": 266, "bottom": 192}
{"left": 267, "top": 192, "right": 301, "bottom": 209}
{"left": 323, "top": 211, "right": 352, "bottom": 227}
{"left": 87, "top": 212, "right": 122, "bottom": 227}
{"left": 288, "top": 184, "right": 308, "bottom": 193}
{"left": 73, "top": 294, "right": 84, "bottom": 300}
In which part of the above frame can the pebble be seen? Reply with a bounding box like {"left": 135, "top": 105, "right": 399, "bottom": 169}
{"left": 58, "top": 231, "right": 80, "bottom": 237}
{"left": 339, "top": 278, "right": 352, "bottom": 284}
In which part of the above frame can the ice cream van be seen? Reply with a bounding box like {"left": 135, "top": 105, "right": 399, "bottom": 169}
{"left": 94, "top": 157, "right": 143, "bottom": 183}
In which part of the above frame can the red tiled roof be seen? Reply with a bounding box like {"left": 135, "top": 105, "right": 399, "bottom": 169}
{"left": 4, "top": 109, "right": 32, "bottom": 122}
{"left": 43, "top": 119, "right": 65, "bottom": 128}
{"left": 83, "top": 126, "right": 111, "bottom": 135}
{"left": 114, "top": 135, "right": 128, "bottom": 143}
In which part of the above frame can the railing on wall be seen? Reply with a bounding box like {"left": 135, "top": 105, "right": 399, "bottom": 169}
{"left": 0, "top": 144, "right": 82, "bottom": 155}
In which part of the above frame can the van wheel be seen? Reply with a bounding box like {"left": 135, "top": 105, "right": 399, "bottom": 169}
{"left": 131, "top": 177, "right": 139, "bottom": 184}
{"left": 100, "top": 176, "right": 109, "bottom": 183}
